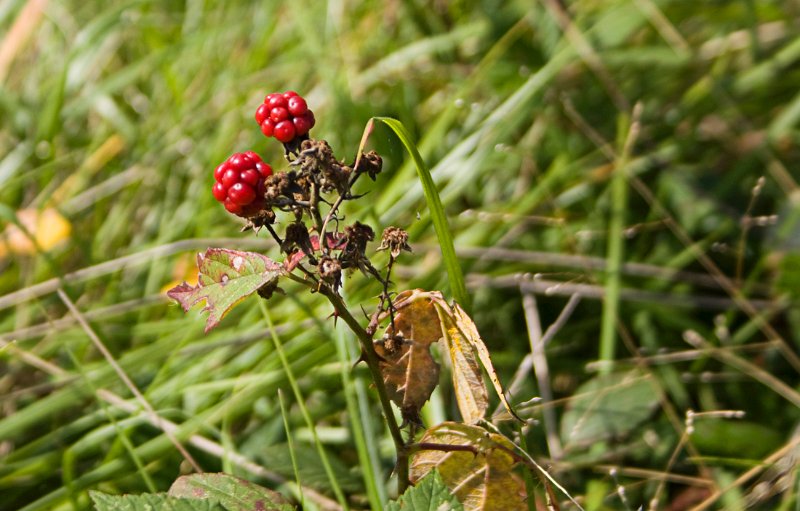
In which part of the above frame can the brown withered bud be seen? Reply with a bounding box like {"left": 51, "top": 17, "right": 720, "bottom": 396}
{"left": 281, "top": 222, "right": 315, "bottom": 259}
{"left": 340, "top": 222, "right": 379, "bottom": 277}
{"left": 356, "top": 151, "right": 383, "bottom": 181}
{"left": 318, "top": 255, "right": 343, "bottom": 293}
{"left": 293, "top": 139, "right": 351, "bottom": 194}
{"left": 264, "top": 172, "right": 293, "bottom": 201}
{"left": 378, "top": 226, "right": 412, "bottom": 258}
{"left": 243, "top": 209, "right": 276, "bottom": 231}
{"left": 257, "top": 279, "right": 284, "bottom": 300}
{"left": 343, "top": 222, "right": 375, "bottom": 259}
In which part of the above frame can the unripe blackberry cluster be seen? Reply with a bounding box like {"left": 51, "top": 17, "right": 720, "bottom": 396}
{"left": 212, "top": 151, "right": 272, "bottom": 216}
{"left": 255, "top": 91, "right": 316, "bottom": 144}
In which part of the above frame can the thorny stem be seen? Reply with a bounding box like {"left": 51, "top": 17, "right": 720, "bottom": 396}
{"left": 309, "top": 181, "right": 325, "bottom": 235}
{"left": 285, "top": 272, "right": 410, "bottom": 492}
{"left": 319, "top": 171, "right": 364, "bottom": 254}
{"left": 384, "top": 255, "right": 397, "bottom": 328}
{"left": 264, "top": 224, "right": 283, "bottom": 246}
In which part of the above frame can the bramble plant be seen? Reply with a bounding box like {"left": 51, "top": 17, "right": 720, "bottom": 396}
{"left": 92, "top": 91, "right": 571, "bottom": 511}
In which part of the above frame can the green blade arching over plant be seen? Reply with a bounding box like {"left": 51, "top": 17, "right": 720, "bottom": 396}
{"left": 371, "top": 117, "right": 469, "bottom": 309}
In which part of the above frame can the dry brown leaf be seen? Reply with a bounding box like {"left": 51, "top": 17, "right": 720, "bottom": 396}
{"left": 411, "top": 422, "right": 527, "bottom": 511}
{"left": 375, "top": 289, "right": 445, "bottom": 422}
{"left": 378, "top": 289, "right": 519, "bottom": 424}
{"left": 374, "top": 338, "right": 439, "bottom": 424}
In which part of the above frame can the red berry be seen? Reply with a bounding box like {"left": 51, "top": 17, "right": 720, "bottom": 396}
{"left": 267, "top": 94, "right": 287, "bottom": 109}
{"left": 212, "top": 182, "right": 227, "bottom": 201}
{"left": 260, "top": 120, "right": 274, "bottom": 137}
{"left": 214, "top": 163, "right": 227, "bottom": 181}
{"left": 240, "top": 168, "right": 260, "bottom": 187}
{"left": 255, "top": 161, "right": 273, "bottom": 177}
{"left": 224, "top": 200, "right": 242, "bottom": 214}
{"left": 274, "top": 120, "right": 296, "bottom": 143}
{"left": 221, "top": 169, "right": 238, "bottom": 188}
{"left": 255, "top": 104, "right": 270, "bottom": 125}
{"left": 244, "top": 151, "right": 261, "bottom": 162}
{"left": 305, "top": 110, "right": 316, "bottom": 128}
{"left": 283, "top": 90, "right": 299, "bottom": 99}
{"left": 228, "top": 182, "right": 256, "bottom": 205}
{"left": 293, "top": 115, "right": 312, "bottom": 136}
{"left": 287, "top": 96, "right": 307, "bottom": 116}
{"left": 270, "top": 107, "right": 290, "bottom": 123}
{"left": 229, "top": 153, "right": 252, "bottom": 171}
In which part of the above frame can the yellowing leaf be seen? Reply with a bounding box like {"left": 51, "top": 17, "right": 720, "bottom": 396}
{"left": 387, "top": 289, "right": 446, "bottom": 346}
{"left": 167, "top": 248, "right": 283, "bottom": 332}
{"left": 436, "top": 303, "right": 488, "bottom": 424}
{"left": 410, "top": 422, "right": 527, "bottom": 511}
{"left": 380, "top": 289, "right": 519, "bottom": 424}
{"left": 0, "top": 208, "right": 71, "bottom": 257}
{"left": 449, "top": 303, "right": 522, "bottom": 423}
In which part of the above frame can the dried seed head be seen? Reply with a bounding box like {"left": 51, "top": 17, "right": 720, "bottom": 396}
{"left": 264, "top": 172, "right": 293, "bottom": 201}
{"left": 357, "top": 151, "right": 383, "bottom": 181}
{"left": 344, "top": 221, "right": 375, "bottom": 255}
{"left": 281, "top": 222, "right": 313, "bottom": 255}
{"left": 256, "top": 279, "right": 283, "bottom": 300}
{"left": 378, "top": 226, "right": 411, "bottom": 258}
{"left": 318, "top": 255, "right": 343, "bottom": 292}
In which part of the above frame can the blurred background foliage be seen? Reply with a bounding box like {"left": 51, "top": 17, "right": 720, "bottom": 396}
{"left": 1, "top": 0, "right": 800, "bottom": 509}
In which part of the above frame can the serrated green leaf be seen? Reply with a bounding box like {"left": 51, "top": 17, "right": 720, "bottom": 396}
{"left": 89, "top": 491, "right": 225, "bottom": 511}
{"left": 386, "top": 470, "right": 463, "bottom": 511}
{"left": 167, "top": 248, "right": 283, "bottom": 332}
{"left": 168, "top": 473, "right": 294, "bottom": 511}
{"left": 560, "top": 370, "right": 660, "bottom": 449}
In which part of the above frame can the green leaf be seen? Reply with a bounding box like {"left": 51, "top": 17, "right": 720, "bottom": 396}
{"left": 386, "top": 470, "right": 464, "bottom": 511}
{"left": 560, "top": 370, "right": 660, "bottom": 449}
{"left": 692, "top": 419, "right": 783, "bottom": 459}
{"left": 168, "top": 473, "right": 294, "bottom": 511}
{"left": 89, "top": 491, "right": 225, "bottom": 511}
{"left": 167, "top": 248, "right": 283, "bottom": 332}
{"left": 371, "top": 117, "right": 469, "bottom": 309}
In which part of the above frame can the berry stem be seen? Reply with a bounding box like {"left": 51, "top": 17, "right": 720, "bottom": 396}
{"left": 318, "top": 168, "right": 364, "bottom": 255}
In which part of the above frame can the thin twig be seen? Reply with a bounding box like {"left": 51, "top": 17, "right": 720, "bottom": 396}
{"left": 521, "top": 292, "right": 562, "bottom": 459}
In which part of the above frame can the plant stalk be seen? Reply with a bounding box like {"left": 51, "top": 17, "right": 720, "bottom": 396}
{"left": 287, "top": 273, "right": 410, "bottom": 492}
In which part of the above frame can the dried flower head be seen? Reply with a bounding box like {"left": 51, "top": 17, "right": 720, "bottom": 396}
{"left": 378, "top": 226, "right": 412, "bottom": 258}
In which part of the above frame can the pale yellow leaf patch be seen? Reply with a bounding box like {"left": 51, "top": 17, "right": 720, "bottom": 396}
{"left": 0, "top": 208, "right": 71, "bottom": 258}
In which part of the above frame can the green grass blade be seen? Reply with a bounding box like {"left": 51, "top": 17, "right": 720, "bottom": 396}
{"left": 277, "top": 390, "right": 304, "bottom": 510}
{"left": 259, "top": 300, "right": 348, "bottom": 510}
{"left": 372, "top": 116, "right": 468, "bottom": 308}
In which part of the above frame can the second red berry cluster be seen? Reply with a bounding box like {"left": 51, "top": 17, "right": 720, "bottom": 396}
{"left": 255, "top": 91, "right": 315, "bottom": 144}
{"left": 212, "top": 151, "right": 273, "bottom": 216}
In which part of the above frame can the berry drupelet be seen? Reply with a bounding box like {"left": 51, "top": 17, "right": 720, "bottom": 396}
{"left": 212, "top": 151, "right": 272, "bottom": 216}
